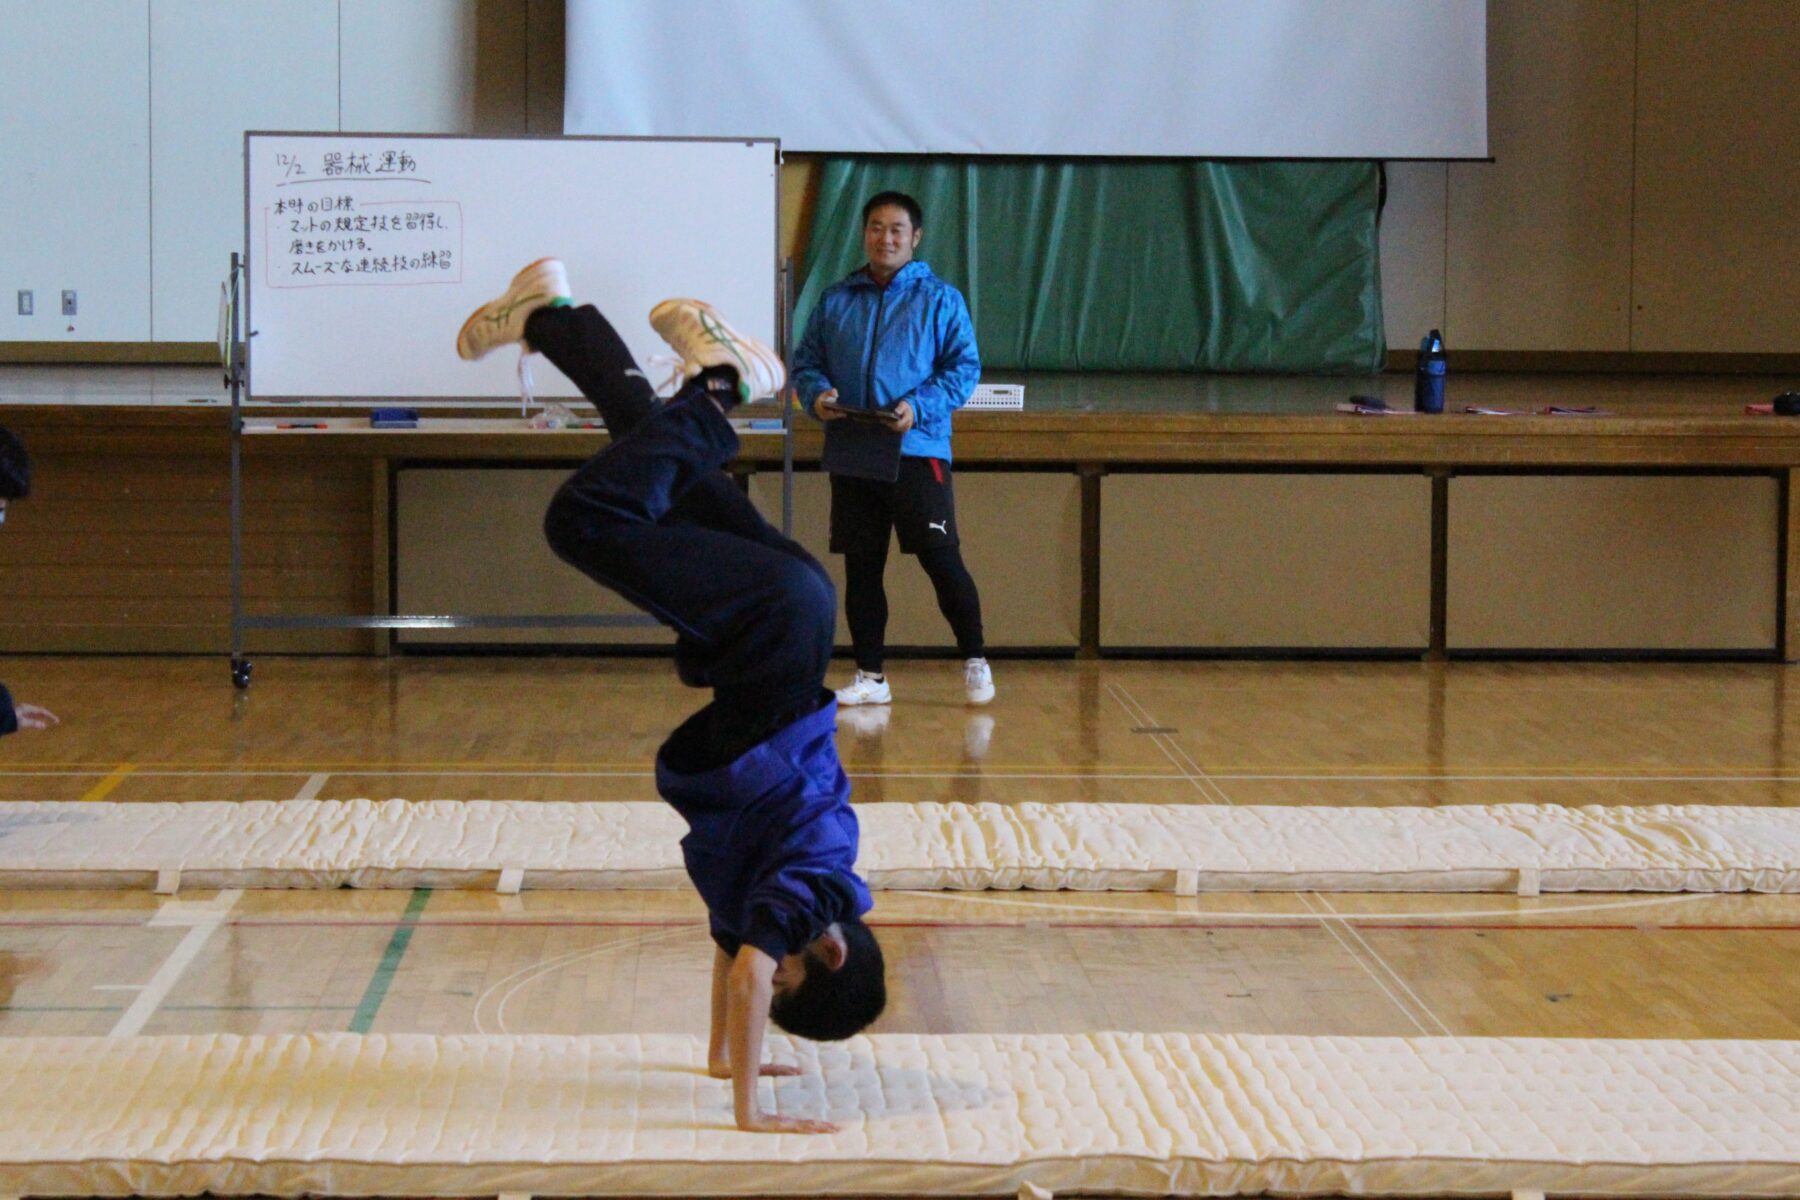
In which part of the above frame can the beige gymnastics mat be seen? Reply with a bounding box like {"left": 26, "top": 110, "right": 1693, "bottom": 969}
{"left": 0, "top": 799, "right": 1797, "bottom": 893}
{"left": 0, "top": 1031, "right": 1794, "bottom": 1197}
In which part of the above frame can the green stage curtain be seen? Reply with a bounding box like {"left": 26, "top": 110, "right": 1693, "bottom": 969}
{"left": 795, "top": 158, "right": 1385, "bottom": 373}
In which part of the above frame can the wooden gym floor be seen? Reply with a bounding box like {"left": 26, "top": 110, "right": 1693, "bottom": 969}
{"left": 1, "top": 655, "right": 1797, "bottom": 1044}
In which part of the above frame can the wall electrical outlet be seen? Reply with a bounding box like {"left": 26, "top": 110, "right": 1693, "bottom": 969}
{"left": 16, "top": 290, "right": 31, "bottom": 316}
{"left": 61, "top": 290, "right": 77, "bottom": 316}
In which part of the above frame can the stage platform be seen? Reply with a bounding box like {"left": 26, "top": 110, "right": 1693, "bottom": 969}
{"left": 2, "top": 366, "right": 1798, "bottom": 658}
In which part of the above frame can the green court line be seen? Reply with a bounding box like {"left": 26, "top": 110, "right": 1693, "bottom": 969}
{"left": 349, "top": 887, "right": 432, "bottom": 1033}
{"left": 171, "top": 1004, "right": 359, "bottom": 1012}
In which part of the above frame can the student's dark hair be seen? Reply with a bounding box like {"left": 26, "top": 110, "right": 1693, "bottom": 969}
{"left": 861, "top": 191, "right": 923, "bottom": 230}
{"left": 0, "top": 426, "right": 29, "bottom": 501}
{"left": 768, "top": 918, "right": 886, "bottom": 1042}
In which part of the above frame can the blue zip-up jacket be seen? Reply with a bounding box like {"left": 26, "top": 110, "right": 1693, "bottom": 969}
{"left": 656, "top": 699, "right": 872, "bottom": 960}
{"left": 791, "top": 260, "right": 980, "bottom": 462}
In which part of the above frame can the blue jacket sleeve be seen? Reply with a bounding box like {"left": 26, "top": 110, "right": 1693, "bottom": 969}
{"left": 743, "top": 865, "right": 865, "bottom": 962}
{"left": 709, "top": 912, "right": 744, "bottom": 957}
{"left": 789, "top": 301, "right": 836, "bottom": 417}
{"left": 0, "top": 683, "right": 16, "bottom": 737}
{"left": 902, "top": 288, "right": 980, "bottom": 439}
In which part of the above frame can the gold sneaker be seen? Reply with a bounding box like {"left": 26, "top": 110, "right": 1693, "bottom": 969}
{"left": 456, "top": 258, "right": 570, "bottom": 361}
{"left": 647, "top": 298, "right": 786, "bottom": 401}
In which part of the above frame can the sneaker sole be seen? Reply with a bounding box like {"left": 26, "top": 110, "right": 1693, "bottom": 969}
{"left": 456, "top": 256, "right": 561, "bottom": 361}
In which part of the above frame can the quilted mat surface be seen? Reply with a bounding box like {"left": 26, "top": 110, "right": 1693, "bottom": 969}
{"left": 0, "top": 799, "right": 1797, "bottom": 892}
{"left": 0, "top": 1032, "right": 1795, "bottom": 1196}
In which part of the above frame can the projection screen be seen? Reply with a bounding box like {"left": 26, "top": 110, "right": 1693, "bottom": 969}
{"left": 566, "top": 0, "right": 1487, "bottom": 159}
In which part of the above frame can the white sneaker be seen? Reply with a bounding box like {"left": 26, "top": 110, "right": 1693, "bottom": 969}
{"left": 648, "top": 298, "right": 786, "bottom": 401}
{"left": 963, "top": 713, "right": 994, "bottom": 760}
{"left": 456, "top": 257, "right": 570, "bottom": 361}
{"left": 837, "top": 704, "right": 891, "bottom": 739}
{"left": 964, "top": 657, "right": 995, "bottom": 705}
{"left": 835, "top": 670, "right": 892, "bottom": 706}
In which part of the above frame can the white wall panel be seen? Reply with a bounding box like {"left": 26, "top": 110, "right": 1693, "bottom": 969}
{"left": 397, "top": 467, "right": 670, "bottom": 646}
{"left": 0, "top": 1, "right": 150, "bottom": 342}
{"left": 1449, "top": 476, "right": 1778, "bottom": 650}
{"left": 1378, "top": 163, "right": 1447, "bottom": 352}
{"left": 341, "top": 0, "right": 506, "bottom": 134}
{"left": 1446, "top": 0, "right": 1634, "bottom": 351}
{"left": 1102, "top": 474, "right": 1432, "bottom": 649}
{"left": 1631, "top": 1, "right": 1800, "bottom": 352}
{"left": 149, "top": 0, "right": 339, "bottom": 342}
{"left": 7, "top": 2, "right": 1791, "bottom": 354}
{"left": 524, "top": 0, "right": 564, "bottom": 135}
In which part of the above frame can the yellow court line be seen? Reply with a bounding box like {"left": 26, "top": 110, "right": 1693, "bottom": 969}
{"left": 14, "top": 760, "right": 1800, "bottom": 776}
{"left": 5, "top": 760, "right": 1179, "bottom": 774}
{"left": 79, "top": 763, "right": 136, "bottom": 802}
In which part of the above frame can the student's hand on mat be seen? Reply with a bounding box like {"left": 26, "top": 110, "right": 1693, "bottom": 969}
{"left": 889, "top": 399, "right": 915, "bottom": 433}
{"left": 756, "top": 1062, "right": 804, "bottom": 1077}
{"left": 814, "top": 389, "right": 846, "bottom": 420}
{"left": 736, "top": 1111, "right": 839, "bottom": 1135}
{"left": 13, "top": 703, "right": 59, "bottom": 730}
{"left": 709, "top": 1060, "right": 802, "bottom": 1079}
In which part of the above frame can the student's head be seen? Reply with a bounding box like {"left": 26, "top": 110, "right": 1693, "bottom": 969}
{"left": 768, "top": 918, "right": 886, "bottom": 1041}
{"left": 861, "top": 191, "right": 923, "bottom": 281}
{"left": 0, "top": 426, "right": 29, "bottom": 524}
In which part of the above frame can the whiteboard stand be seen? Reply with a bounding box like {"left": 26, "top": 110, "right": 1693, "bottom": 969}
{"left": 779, "top": 256, "right": 796, "bottom": 535}
{"left": 225, "top": 259, "right": 676, "bottom": 690}
{"left": 226, "top": 253, "right": 250, "bottom": 689}
{"left": 225, "top": 244, "right": 798, "bottom": 690}
{"left": 217, "top": 259, "right": 795, "bottom": 690}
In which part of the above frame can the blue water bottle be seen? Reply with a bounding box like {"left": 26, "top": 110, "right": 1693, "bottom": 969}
{"left": 1414, "top": 329, "right": 1447, "bottom": 413}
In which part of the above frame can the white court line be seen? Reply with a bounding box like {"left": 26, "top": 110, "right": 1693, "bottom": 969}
{"left": 473, "top": 938, "right": 635, "bottom": 1034}
{"left": 1107, "top": 682, "right": 1234, "bottom": 804}
{"left": 494, "top": 926, "right": 695, "bottom": 1035}
{"left": 291, "top": 773, "right": 331, "bottom": 801}
{"left": 1303, "top": 892, "right": 1453, "bottom": 1036}
{"left": 1319, "top": 894, "right": 1456, "bottom": 1036}
{"left": 895, "top": 887, "right": 1712, "bottom": 924}
{"left": 472, "top": 924, "right": 697, "bottom": 1035}
{"left": 1295, "top": 892, "right": 1434, "bottom": 1036}
{"left": 1105, "top": 682, "right": 1236, "bottom": 805}
{"left": 109, "top": 890, "right": 244, "bottom": 1038}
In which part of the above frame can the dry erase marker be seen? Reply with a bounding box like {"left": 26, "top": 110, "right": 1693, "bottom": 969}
{"left": 276, "top": 422, "right": 326, "bottom": 429}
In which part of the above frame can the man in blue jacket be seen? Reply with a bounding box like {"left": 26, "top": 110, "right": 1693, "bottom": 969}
{"left": 458, "top": 260, "right": 884, "bottom": 1135}
{"left": 0, "top": 427, "right": 58, "bottom": 736}
{"left": 792, "top": 191, "right": 995, "bottom": 708}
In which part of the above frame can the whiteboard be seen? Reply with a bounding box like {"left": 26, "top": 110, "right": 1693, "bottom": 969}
{"left": 245, "top": 133, "right": 778, "bottom": 401}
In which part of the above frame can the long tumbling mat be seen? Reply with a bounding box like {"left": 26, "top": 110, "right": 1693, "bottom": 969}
{"left": 0, "top": 1032, "right": 1795, "bottom": 1197}
{"left": 1, "top": 799, "right": 1797, "bottom": 893}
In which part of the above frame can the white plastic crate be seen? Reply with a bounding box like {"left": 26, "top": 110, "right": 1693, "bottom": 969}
{"left": 965, "top": 383, "right": 1024, "bottom": 410}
